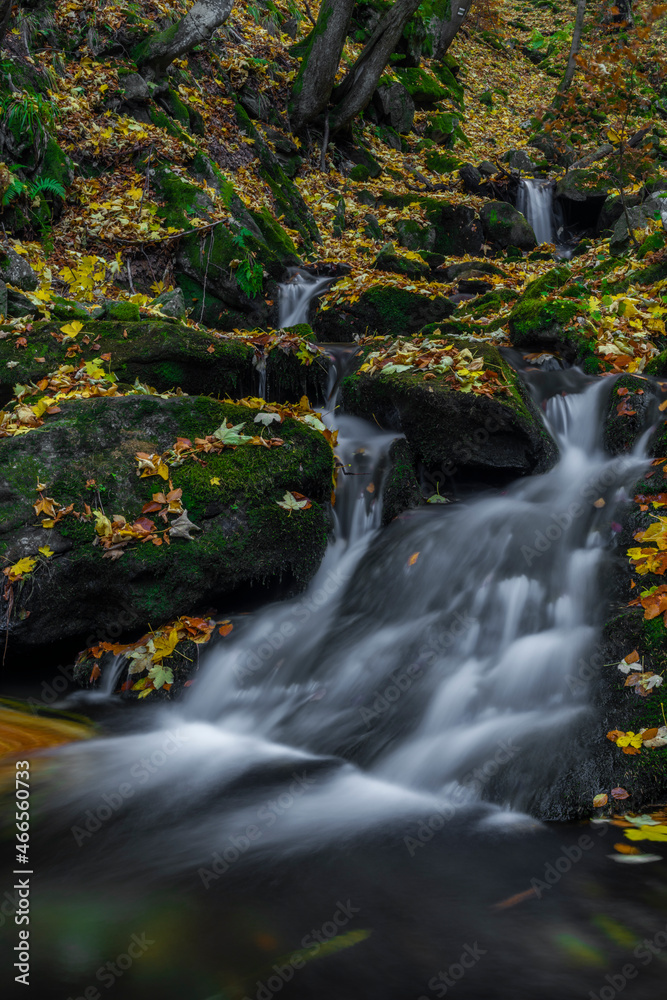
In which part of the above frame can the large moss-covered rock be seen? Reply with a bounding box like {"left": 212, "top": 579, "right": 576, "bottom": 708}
{"left": 0, "top": 319, "right": 328, "bottom": 408}
{"left": 603, "top": 374, "right": 667, "bottom": 457}
{"left": 373, "top": 246, "right": 429, "bottom": 279}
{"left": 393, "top": 67, "right": 448, "bottom": 105}
{"left": 480, "top": 202, "right": 537, "bottom": 250}
{"left": 508, "top": 295, "right": 594, "bottom": 365}
{"left": 313, "top": 285, "right": 454, "bottom": 341}
{"left": 0, "top": 395, "right": 333, "bottom": 659}
{"left": 341, "top": 342, "right": 556, "bottom": 482}
{"left": 373, "top": 82, "right": 415, "bottom": 134}
{"left": 555, "top": 168, "right": 612, "bottom": 203}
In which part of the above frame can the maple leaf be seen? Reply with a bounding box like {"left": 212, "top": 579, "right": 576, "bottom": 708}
{"left": 277, "top": 491, "right": 312, "bottom": 512}
{"left": 148, "top": 663, "right": 174, "bottom": 690}
{"left": 212, "top": 421, "right": 253, "bottom": 445}
{"left": 3, "top": 556, "right": 37, "bottom": 582}
{"left": 38, "top": 545, "right": 55, "bottom": 558}
{"left": 60, "top": 320, "right": 84, "bottom": 339}
{"left": 169, "top": 510, "right": 200, "bottom": 540}
{"left": 151, "top": 628, "right": 179, "bottom": 663}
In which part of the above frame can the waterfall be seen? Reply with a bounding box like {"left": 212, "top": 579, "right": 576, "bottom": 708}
{"left": 39, "top": 373, "right": 652, "bottom": 877}
{"left": 278, "top": 271, "right": 335, "bottom": 329}
{"left": 517, "top": 178, "right": 556, "bottom": 246}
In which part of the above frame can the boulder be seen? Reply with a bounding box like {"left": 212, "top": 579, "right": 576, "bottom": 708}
{"left": 373, "top": 83, "right": 415, "bottom": 134}
{"left": 313, "top": 286, "right": 454, "bottom": 342}
{"left": 150, "top": 287, "right": 187, "bottom": 320}
{"left": 480, "top": 202, "right": 537, "bottom": 250}
{"left": 0, "top": 319, "right": 329, "bottom": 408}
{"left": 555, "top": 168, "right": 611, "bottom": 203}
{"left": 341, "top": 341, "right": 557, "bottom": 483}
{"left": 597, "top": 194, "right": 641, "bottom": 233}
{"left": 459, "top": 163, "right": 483, "bottom": 192}
{"left": 507, "top": 149, "right": 536, "bottom": 173}
{"left": 528, "top": 131, "right": 576, "bottom": 167}
{"left": 609, "top": 206, "right": 653, "bottom": 256}
{"left": 0, "top": 248, "right": 38, "bottom": 291}
{"left": 0, "top": 395, "right": 334, "bottom": 660}
{"left": 393, "top": 67, "right": 448, "bottom": 105}
{"left": 374, "top": 246, "right": 429, "bottom": 279}
{"left": 396, "top": 218, "right": 436, "bottom": 253}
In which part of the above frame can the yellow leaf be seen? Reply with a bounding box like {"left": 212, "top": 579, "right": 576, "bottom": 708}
{"left": 151, "top": 628, "right": 179, "bottom": 662}
{"left": 38, "top": 545, "right": 54, "bottom": 558}
{"left": 60, "top": 320, "right": 84, "bottom": 339}
{"left": 210, "top": 477, "right": 221, "bottom": 485}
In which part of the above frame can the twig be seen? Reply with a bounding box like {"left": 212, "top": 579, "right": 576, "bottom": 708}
{"left": 139, "top": 145, "right": 153, "bottom": 219}
{"left": 200, "top": 230, "right": 214, "bottom": 323}
{"left": 126, "top": 260, "right": 135, "bottom": 294}
{"left": 320, "top": 112, "right": 330, "bottom": 173}
{"left": 113, "top": 218, "right": 227, "bottom": 246}
{"left": 303, "top": 0, "right": 317, "bottom": 27}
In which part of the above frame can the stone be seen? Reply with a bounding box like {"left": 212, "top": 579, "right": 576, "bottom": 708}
{"left": 507, "top": 149, "right": 536, "bottom": 173}
{"left": 121, "top": 72, "right": 150, "bottom": 102}
{"left": 459, "top": 163, "right": 483, "bottom": 192}
{"left": 374, "top": 246, "right": 429, "bottom": 280}
{"left": 373, "top": 83, "right": 415, "bottom": 135}
{"left": 313, "top": 285, "right": 455, "bottom": 342}
{"left": 150, "top": 287, "right": 187, "bottom": 320}
{"left": 0, "top": 248, "right": 38, "bottom": 291}
{"left": 609, "top": 206, "right": 653, "bottom": 256}
{"left": 0, "top": 395, "right": 333, "bottom": 659}
{"left": 479, "top": 202, "right": 537, "bottom": 250}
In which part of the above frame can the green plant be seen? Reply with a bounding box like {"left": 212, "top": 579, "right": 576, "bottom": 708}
{"left": 1, "top": 168, "right": 65, "bottom": 208}
{"left": 0, "top": 92, "right": 59, "bottom": 133}
{"left": 231, "top": 227, "right": 264, "bottom": 298}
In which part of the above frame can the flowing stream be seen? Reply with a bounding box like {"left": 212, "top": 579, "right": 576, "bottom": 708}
{"left": 40, "top": 372, "right": 651, "bottom": 869}
{"left": 9, "top": 368, "right": 667, "bottom": 1000}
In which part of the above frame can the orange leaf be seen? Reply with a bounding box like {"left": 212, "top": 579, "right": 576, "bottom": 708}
{"left": 89, "top": 664, "right": 101, "bottom": 683}
{"left": 408, "top": 552, "right": 420, "bottom": 566}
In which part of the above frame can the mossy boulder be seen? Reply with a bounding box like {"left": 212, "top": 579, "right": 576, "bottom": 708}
{"left": 555, "top": 168, "right": 612, "bottom": 203}
{"left": 393, "top": 67, "right": 448, "bottom": 105}
{"left": 508, "top": 295, "right": 594, "bottom": 365}
{"left": 341, "top": 342, "right": 557, "bottom": 483}
{"left": 382, "top": 438, "right": 422, "bottom": 525}
{"left": 603, "top": 375, "right": 667, "bottom": 457}
{"left": 480, "top": 202, "right": 537, "bottom": 250}
{"left": 0, "top": 320, "right": 328, "bottom": 407}
{"left": 373, "top": 82, "right": 416, "bottom": 134}
{"left": 373, "top": 246, "right": 429, "bottom": 279}
{"left": 396, "top": 218, "right": 436, "bottom": 252}
{"left": 0, "top": 395, "right": 333, "bottom": 661}
{"left": 313, "top": 285, "right": 455, "bottom": 341}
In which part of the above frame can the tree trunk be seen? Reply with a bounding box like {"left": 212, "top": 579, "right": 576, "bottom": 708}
{"left": 557, "top": 0, "right": 587, "bottom": 96}
{"left": 611, "top": 0, "right": 633, "bottom": 27}
{"left": 435, "top": 0, "right": 473, "bottom": 59}
{"left": 136, "top": 0, "right": 234, "bottom": 80}
{"left": 329, "top": 0, "right": 423, "bottom": 135}
{"left": 0, "top": 0, "right": 13, "bottom": 51}
{"left": 289, "top": 0, "right": 356, "bottom": 133}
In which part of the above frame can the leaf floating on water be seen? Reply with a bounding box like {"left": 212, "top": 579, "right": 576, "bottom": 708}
{"left": 624, "top": 825, "right": 667, "bottom": 842}
{"left": 593, "top": 498, "right": 606, "bottom": 508}
{"left": 408, "top": 552, "right": 420, "bottom": 566}
{"left": 614, "top": 842, "right": 642, "bottom": 854}
{"left": 218, "top": 621, "right": 233, "bottom": 637}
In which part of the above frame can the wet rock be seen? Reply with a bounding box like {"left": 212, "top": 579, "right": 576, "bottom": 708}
{"left": 480, "top": 202, "right": 537, "bottom": 250}
{"left": 555, "top": 168, "right": 612, "bottom": 204}
{"left": 609, "top": 206, "right": 653, "bottom": 256}
{"left": 341, "top": 341, "right": 557, "bottom": 484}
{"left": 313, "top": 286, "right": 454, "bottom": 342}
{"left": 0, "top": 395, "right": 333, "bottom": 660}
{"left": 506, "top": 149, "right": 536, "bottom": 173}
{"left": 528, "top": 131, "right": 576, "bottom": 167}
{"left": 597, "top": 193, "right": 642, "bottom": 233}
{"left": 459, "top": 163, "right": 483, "bottom": 193}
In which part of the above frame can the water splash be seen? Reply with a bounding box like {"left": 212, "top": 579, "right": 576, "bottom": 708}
{"left": 278, "top": 271, "right": 335, "bottom": 328}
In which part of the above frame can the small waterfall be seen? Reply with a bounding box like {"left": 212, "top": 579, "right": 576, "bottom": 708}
{"left": 38, "top": 372, "right": 654, "bottom": 879}
{"left": 278, "top": 271, "right": 335, "bottom": 328}
{"left": 517, "top": 178, "right": 556, "bottom": 246}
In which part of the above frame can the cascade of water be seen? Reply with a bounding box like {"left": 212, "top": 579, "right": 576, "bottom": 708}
{"left": 517, "top": 178, "right": 556, "bottom": 246}
{"left": 278, "top": 271, "right": 335, "bottom": 329}
{"left": 40, "top": 374, "right": 653, "bottom": 874}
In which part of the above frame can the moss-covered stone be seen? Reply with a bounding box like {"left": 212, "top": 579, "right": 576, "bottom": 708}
{"left": 393, "top": 67, "right": 448, "bottom": 104}
{"left": 313, "top": 285, "right": 455, "bottom": 341}
{"left": 479, "top": 201, "right": 537, "bottom": 250}
{"left": 0, "top": 320, "right": 327, "bottom": 407}
{"left": 373, "top": 246, "right": 429, "bottom": 279}
{"left": 508, "top": 292, "right": 596, "bottom": 365}
{"left": 382, "top": 438, "right": 422, "bottom": 525}
{"left": 341, "top": 340, "right": 556, "bottom": 483}
{"left": 0, "top": 395, "right": 334, "bottom": 660}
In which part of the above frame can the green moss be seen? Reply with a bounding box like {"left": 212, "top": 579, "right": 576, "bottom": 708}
{"left": 103, "top": 301, "right": 141, "bottom": 323}
{"left": 350, "top": 164, "right": 371, "bottom": 183}
{"left": 430, "top": 63, "right": 464, "bottom": 109}
{"left": 393, "top": 67, "right": 447, "bottom": 104}
{"left": 637, "top": 232, "right": 666, "bottom": 259}
{"left": 523, "top": 266, "right": 572, "bottom": 300}
{"left": 425, "top": 150, "right": 461, "bottom": 173}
